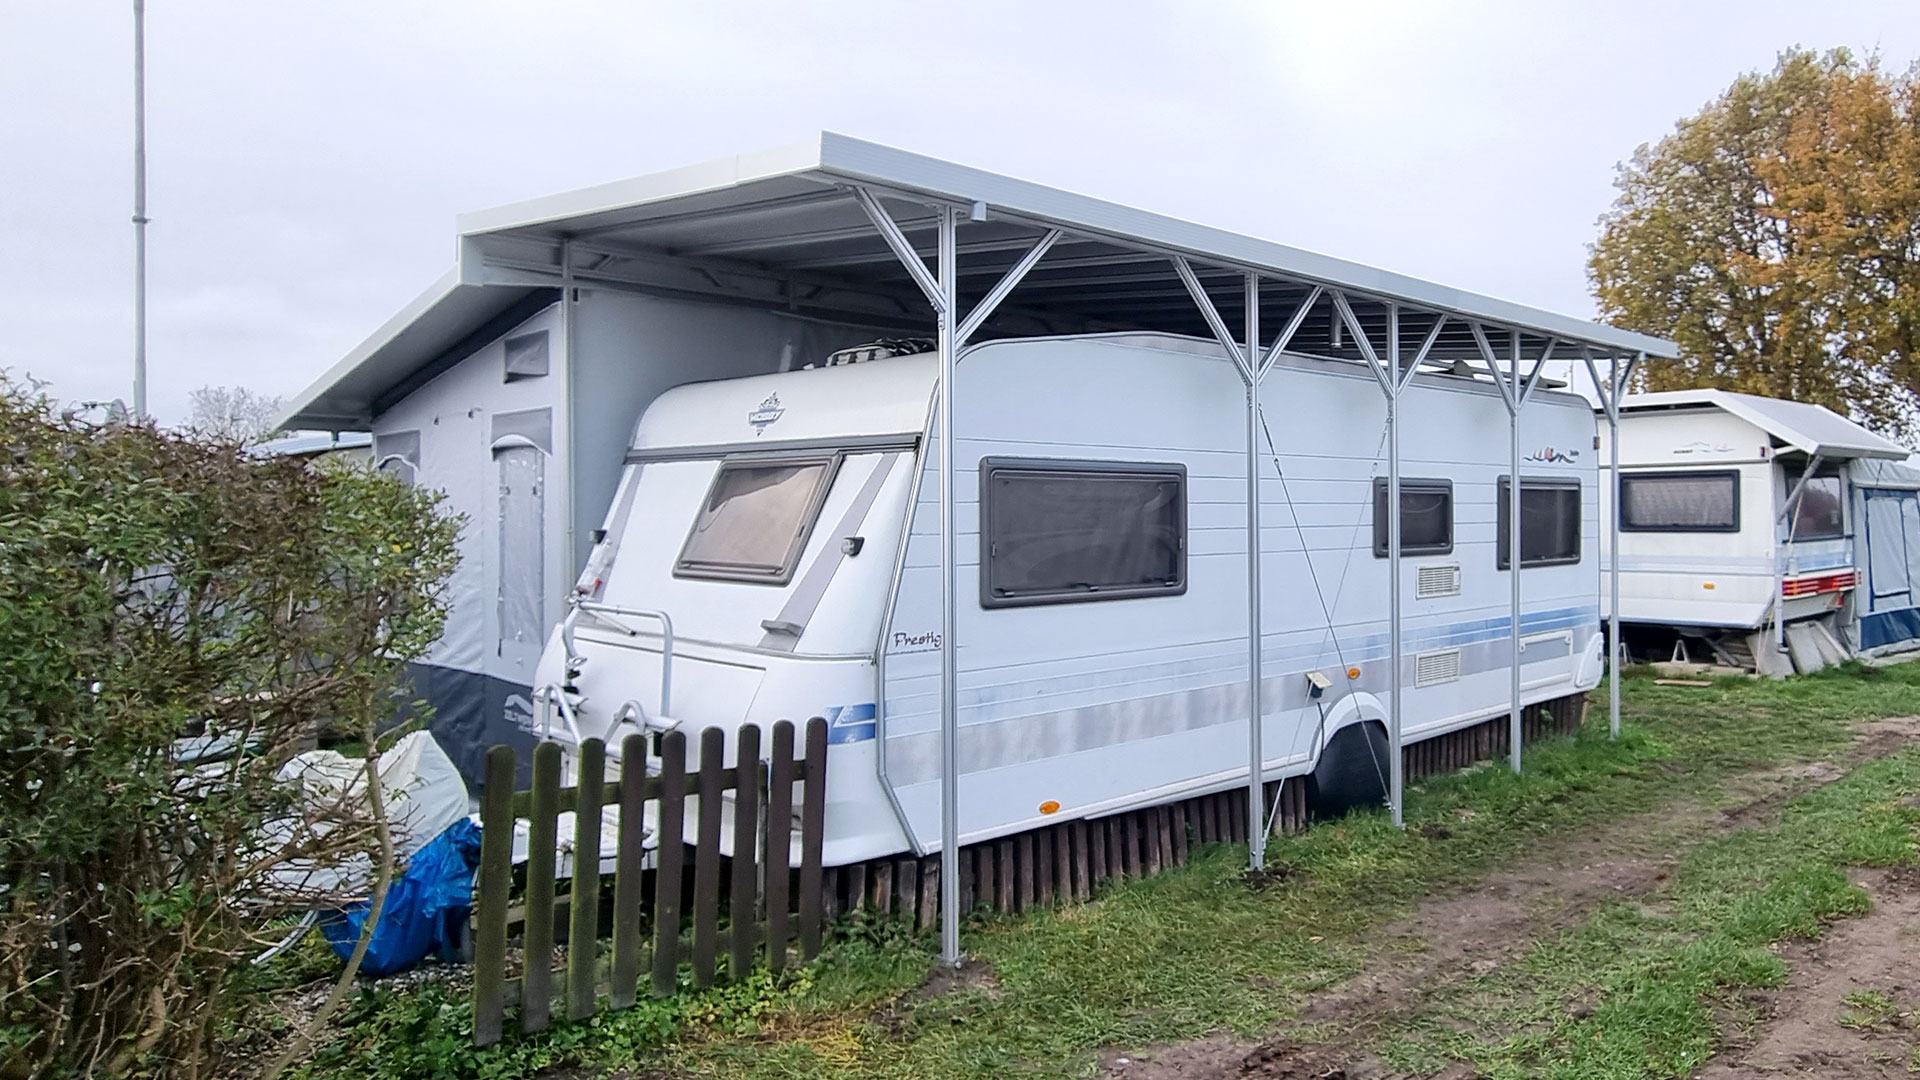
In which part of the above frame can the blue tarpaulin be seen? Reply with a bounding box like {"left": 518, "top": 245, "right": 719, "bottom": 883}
{"left": 321, "top": 818, "right": 482, "bottom": 977}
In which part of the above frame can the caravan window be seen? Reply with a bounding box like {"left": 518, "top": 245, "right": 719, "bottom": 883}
{"left": 1372, "top": 478, "right": 1454, "bottom": 556}
{"left": 1790, "top": 470, "right": 1846, "bottom": 540}
{"left": 675, "top": 456, "right": 838, "bottom": 585}
{"left": 980, "top": 458, "right": 1186, "bottom": 608}
{"left": 1497, "top": 476, "right": 1582, "bottom": 569}
{"left": 1620, "top": 470, "right": 1739, "bottom": 532}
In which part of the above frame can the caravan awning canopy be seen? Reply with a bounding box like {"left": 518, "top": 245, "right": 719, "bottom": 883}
{"left": 1620, "top": 389, "right": 1910, "bottom": 461}
{"left": 282, "top": 132, "right": 1677, "bottom": 430}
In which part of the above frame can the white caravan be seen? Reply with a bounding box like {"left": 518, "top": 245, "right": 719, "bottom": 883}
{"left": 537, "top": 332, "right": 1603, "bottom": 865}
{"left": 1599, "top": 389, "right": 1910, "bottom": 672}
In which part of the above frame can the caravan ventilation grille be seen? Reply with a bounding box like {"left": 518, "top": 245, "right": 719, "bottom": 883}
{"left": 1415, "top": 563, "right": 1463, "bottom": 599}
{"left": 1415, "top": 648, "right": 1464, "bottom": 688}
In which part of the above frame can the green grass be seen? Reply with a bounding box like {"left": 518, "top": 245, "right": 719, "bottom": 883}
{"left": 296, "top": 662, "right": 1920, "bottom": 1080}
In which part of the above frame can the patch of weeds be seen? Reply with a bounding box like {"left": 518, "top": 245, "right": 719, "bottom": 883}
{"left": 1839, "top": 989, "right": 1899, "bottom": 1031}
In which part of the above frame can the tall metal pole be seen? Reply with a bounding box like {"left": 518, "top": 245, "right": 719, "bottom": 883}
{"left": 131, "top": 0, "right": 148, "bottom": 418}
{"left": 1508, "top": 332, "right": 1524, "bottom": 772}
{"left": 936, "top": 207, "right": 962, "bottom": 967}
{"left": 1244, "top": 274, "right": 1265, "bottom": 868}
{"left": 1607, "top": 354, "right": 1625, "bottom": 740}
{"left": 1386, "top": 305, "right": 1405, "bottom": 826}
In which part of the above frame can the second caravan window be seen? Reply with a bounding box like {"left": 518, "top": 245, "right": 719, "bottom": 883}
{"left": 675, "top": 457, "right": 838, "bottom": 585}
{"left": 1496, "top": 476, "right": 1582, "bottom": 569}
{"left": 1620, "top": 471, "right": 1739, "bottom": 531}
{"left": 980, "top": 458, "right": 1186, "bottom": 608}
{"left": 1372, "top": 478, "right": 1454, "bottom": 557}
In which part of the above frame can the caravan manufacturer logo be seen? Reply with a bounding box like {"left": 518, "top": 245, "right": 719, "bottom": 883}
{"left": 1524, "top": 446, "right": 1580, "bottom": 464}
{"left": 1674, "top": 440, "right": 1734, "bottom": 455}
{"left": 747, "top": 393, "right": 785, "bottom": 434}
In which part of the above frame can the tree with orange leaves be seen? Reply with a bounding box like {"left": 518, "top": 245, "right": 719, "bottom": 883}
{"left": 1590, "top": 48, "right": 1920, "bottom": 439}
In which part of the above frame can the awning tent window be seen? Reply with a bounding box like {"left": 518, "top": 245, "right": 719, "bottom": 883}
{"left": 1791, "top": 472, "right": 1846, "bottom": 540}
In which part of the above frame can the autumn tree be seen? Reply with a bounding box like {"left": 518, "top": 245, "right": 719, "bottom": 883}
{"left": 1590, "top": 48, "right": 1920, "bottom": 438}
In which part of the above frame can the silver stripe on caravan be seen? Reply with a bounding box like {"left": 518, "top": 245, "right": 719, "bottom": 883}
{"left": 758, "top": 453, "right": 902, "bottom": 651}
{"left": 883, "top": 629, "right": 1585, "bottom": 787}
{"left": 624, "top": 432, "right": 920, "bottom": 464}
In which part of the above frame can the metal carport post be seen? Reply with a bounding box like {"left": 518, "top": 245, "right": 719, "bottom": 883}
{"left": 1582, "top": 348, "right": 1640, "bottom": 740}
{"left": 1332, "top": 296, "right": 1448, "bottom": 827}
{"left": 854, "top": 187, "right": 1062, "bottom": 966}
{"left": 1472, "top": 325, "right": 1556, "bottom": 771}
{"left": 1174, "top": 265, "right": 1317, "bottom": 866}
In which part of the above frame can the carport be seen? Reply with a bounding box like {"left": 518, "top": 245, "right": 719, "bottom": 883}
{"left": 283, "top": 133, "right": 1677, "bottom": 963}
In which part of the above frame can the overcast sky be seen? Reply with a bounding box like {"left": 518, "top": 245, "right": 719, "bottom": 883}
{"left": 4, "top": 1, "right": 1916, "bottom": 424}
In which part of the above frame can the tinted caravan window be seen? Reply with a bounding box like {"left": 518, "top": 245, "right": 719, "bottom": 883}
{"left": 675, "top": 456, "right": 838, "bottom": 585}
{"left": 1497, "top": 476, "right": 1582, "bottom": 569}
{"left": 980, "top": 458, "right": 1186, "bottom": 608}
{"left": 1620, "top": 470, "right": 1739, "bottom": 532}
{"left": 1790, "top": 471, "right": 1846, "bottom": 540}
{"left": 1372, "top": 478, "right": 1454, "bottom": 557}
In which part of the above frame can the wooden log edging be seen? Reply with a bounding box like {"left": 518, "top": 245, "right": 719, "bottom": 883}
{"left": 828, "top": 690, "right": 1591, "bottom": 925}
{"left": 472, "top": 692, "right": 1590, "bottom": 1043}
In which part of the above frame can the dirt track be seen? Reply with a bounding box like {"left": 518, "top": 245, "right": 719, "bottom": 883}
{"left": 1099, "top": 718, "right": 1920, "bottom": 1080}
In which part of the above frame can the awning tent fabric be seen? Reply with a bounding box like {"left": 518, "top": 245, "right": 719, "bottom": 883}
{"left": 1618, "top": 389, "right": 1908, "bottom": 461}
{"left": 281, "top": 133, "right": 1673, "bottom": 431}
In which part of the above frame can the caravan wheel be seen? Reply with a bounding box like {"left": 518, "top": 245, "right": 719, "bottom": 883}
{"left": 1307, "top": 721, "right": 1390, "bottom": 820}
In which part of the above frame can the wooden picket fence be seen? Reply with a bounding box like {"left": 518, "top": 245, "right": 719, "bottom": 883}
{"left": 470, "top": 718, "right": 828, "bottom": 1046}
{"left": 470, "top": 693, "right": 1591, "bottom": 1044}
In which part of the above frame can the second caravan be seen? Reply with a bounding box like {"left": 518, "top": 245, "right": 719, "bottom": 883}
{"left": 536, "top": 331, "right": 1604, "bottom": 866}
{"left": 1599, "top": 389, "right": 1912, "bottom": 672}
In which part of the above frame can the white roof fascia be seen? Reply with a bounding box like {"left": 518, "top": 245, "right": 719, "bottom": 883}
{"left": 457, "top": 132, "right": 1677, "bottom": 359}
{"left": 1622, "top": 389, "right": 1909, "bottom": 460}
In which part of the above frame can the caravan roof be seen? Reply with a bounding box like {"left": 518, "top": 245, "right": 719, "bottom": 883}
{"left": 1619, "top": 389, "right": 1909, "bottom": 461}
{"left": 281, "top": 133, "right": 1676, "bottom": 431}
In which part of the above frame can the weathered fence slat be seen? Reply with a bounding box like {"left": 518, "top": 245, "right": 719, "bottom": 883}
{"left": 729, "top": 724, "right": 762, "bottom": 979}
{"left": 797, "top": 717, "right": 828, "bottom": 960}
{"left": 472, "top": 746, "right": 515, "bottom": 1046}
{"left": 522, "top": 742, "right": 562, "bottom": 1033}
{"left": 609, "top": 735, "right": 647, "bottom": 1009}
{"left": 692, "top": 727, "right": 725, "bottom": 988}
{"left": 764, "top": 721, "right": 794, "bottom": 972}
{"left": 651, "top": 730, "right": 688, "bottom": 998}
{"left": 567, "top": 738, "right": 606, "bottom": 1021}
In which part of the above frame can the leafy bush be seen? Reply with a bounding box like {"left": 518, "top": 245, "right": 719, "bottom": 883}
{"left": 0, "top": 377, "right": 459, "bottom": 1077}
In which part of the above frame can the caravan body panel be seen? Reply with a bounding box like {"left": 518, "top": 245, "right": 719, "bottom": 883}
{"left": 879, "top": 335, "right": 1601, "bottom": 852}
{"left": 539, "top": 333, "right": 1601, "bottom": 863}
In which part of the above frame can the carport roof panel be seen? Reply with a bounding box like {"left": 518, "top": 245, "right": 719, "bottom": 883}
{"left": 458, "top": 132, "right": 1677, "bottom": 358}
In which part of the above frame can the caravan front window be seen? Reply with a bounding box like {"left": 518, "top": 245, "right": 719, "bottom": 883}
{"left": 674, "top": 456, "right": 838, "bottom": 585}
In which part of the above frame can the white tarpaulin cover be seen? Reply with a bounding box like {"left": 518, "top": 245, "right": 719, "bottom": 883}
{"left": 268, "top": 732, "right": 472, "bottom": 898}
